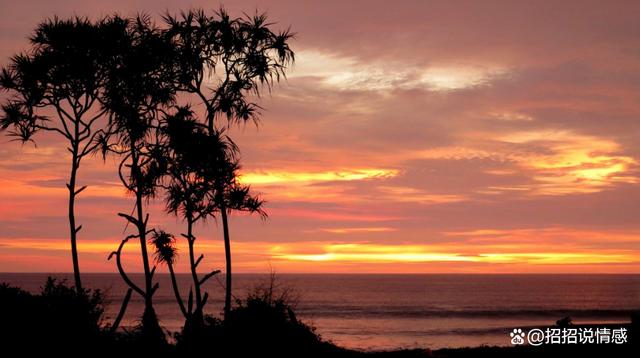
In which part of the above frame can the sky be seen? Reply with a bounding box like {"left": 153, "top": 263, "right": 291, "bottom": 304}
{"left": 1, "top": 0, "right": 639, "bottom": 273}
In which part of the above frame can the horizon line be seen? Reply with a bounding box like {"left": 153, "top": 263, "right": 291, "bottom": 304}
{"left": 1, "top": 271, "right": 639, "bottom": 275}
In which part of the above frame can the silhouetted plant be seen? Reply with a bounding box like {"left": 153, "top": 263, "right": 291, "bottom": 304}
{"left": 149, "top": 230, "right": 189, "bottom": 319}
{"left": 164, "top": 8, "right": 294, "bottom": 131}
{"left": 212, "top": 162, "right": 267, "bottom": 321}
{"left": 160, "top": 107, "right": 225, "bottom": 332}
{"left": 164, "top": 7, "right": 294, "bottom": 320}
{"left": 165, "top": 109, "right": 267, "bottom": 323}
{"left": 2, "top": 7, "right": 295, "bottom": 343}
{"left": 102, "top": 14, "right": 176, "bottom": 342}
{"left": 175, "top": 273, "right": 330, "bottom": 357}
{"left": 0, "top": 278, "right": 107, "bottom": 354}
{"left": 0, "top": 17, "right": 117, "bottom": 293}
{"left": 556, "top": 316, "right": 573, "bottom": 327}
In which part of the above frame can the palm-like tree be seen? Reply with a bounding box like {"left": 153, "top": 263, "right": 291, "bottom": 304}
{"left": 101, "top": 14, "right": 176, "bottom": 341}
{"left": 177, "top": 114, "right": 267, "bottom": 322}
{"left": 149, "top": 230, "right": 188, "bottom": 319}
{"left": 160, "top": 107, "right": 225, "bottom": 331}
{"left": 164, "top": 7, "right": 293, "bottom": 320}
{"left": 212, "top": 164, "right": 267, "bottom": 320}
{"left": 0, "top": 17, "right": 117, "bottom": 293}
{"left": 162, "top": 104, "right": 266, "bottom": 322}
{"left": 165, "top": 8, "right": 295, "bottom": 131}
{"left": 195, "top": 125, "right": 267, "bottom": 320}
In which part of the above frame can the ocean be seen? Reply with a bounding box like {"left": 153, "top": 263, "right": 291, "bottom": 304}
{"left": 1, "top": 273, "right": 638, "bottom": 350}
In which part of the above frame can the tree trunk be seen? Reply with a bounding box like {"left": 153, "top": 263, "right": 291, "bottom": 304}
{"left": 68, "top": 139, "right": 83, "bottom": 294}
{"left": 136, "top": 189, "right": 152, "bottom": 300}
{"left": 168, "top": 263, "right": 187, "bottom": 318}
{"left": 220, "top": 203, "right": 232, "bottom": 321}
{"left": 130, "top": 145, "right": 161, "bottom": 340}
{"left": 187, "top": 217, "right": 204, "bottom": 326}
{"left": 110, "top": 288, "right": 133, "bottom": 333}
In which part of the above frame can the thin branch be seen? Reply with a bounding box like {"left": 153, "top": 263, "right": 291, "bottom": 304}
{"left": 109, "top": 237, "right": 145, "bottom": 297}
{"left": 198, "top": 269, "right": 221, "bottom": 286}
{"left": 109, "top": 288, "right": 133, "bottom": 333}
{"left": 168, "top": 263, "right": 188, "bottom": 318}
{"left": 117, "top": 212, "right": 139, "bottom": 226}
{"left": 194, "top": 254, "right": 204, "bottom": 268}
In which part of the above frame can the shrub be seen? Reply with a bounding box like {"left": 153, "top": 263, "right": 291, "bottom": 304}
{"left": 0, "top": 278, "right": 107, "bottom": 354}
{"left": 176, "top": 275, "right": 334, "bottom": 357}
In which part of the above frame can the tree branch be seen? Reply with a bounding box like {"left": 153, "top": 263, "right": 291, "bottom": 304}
{"left": 198, "top": 269, "right": 221, "bottom": 286}
{"left": 109, "top": 288, "right": 133, "bottom": 333}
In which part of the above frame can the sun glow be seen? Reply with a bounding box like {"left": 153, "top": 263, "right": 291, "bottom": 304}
{"left": 2, "top": 229, "right": 639, "bottom": 272}
{"left": 269, "top": 242, "right": 637, "bottom": 265}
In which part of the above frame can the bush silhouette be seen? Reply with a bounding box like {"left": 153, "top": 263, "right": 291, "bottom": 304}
{"left": 0, "top": 278, "right": 107, "bottom": 354}
{"left": 174, "top": 276, "right": 332, "bottom": 357}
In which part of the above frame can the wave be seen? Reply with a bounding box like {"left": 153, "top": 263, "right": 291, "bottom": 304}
{"left": 327, "top": 325, "right": 544, "bottom": 337}
{"left": 296, "top": 306, "right": 638, "bottom": 319}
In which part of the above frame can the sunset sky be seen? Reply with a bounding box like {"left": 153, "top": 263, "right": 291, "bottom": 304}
{"left": 1, "top": 0, "right": 639, "bottom": 273}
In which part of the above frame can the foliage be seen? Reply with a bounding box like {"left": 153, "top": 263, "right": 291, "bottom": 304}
{"left": 0, "top": 16, "right": 121, "bottom": 293}
{"left": 164, "top": 8, "right": 295, "bottom": 128}
{"left": 175, "top": 275, "right": 331, "bottom": 357}
{"left": 0, "top": 278, "right": 107, "bottom": 354}
{"left": 150, "top": 230, "right": 178, "bottom": 266}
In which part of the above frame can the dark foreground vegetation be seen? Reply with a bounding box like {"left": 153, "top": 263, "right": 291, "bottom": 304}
{"left": 0, "top": 278, "right": 414, "bottom": 357}
{"left": 0, "top": 7, "right": 294, "bottom": 342}
{"left": 1, "top": 278, "right": 638, "bottom": 357}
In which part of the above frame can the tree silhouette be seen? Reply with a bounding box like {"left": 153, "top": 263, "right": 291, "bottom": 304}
{"left": 1, "top": 8, "right": 295, "bottom": 336}
{"left": 165, "top": 7, "right": 294, "bottom": 320}
{"left": 160, "top": 106, "right": 224, "bottom": 332}
{"left": 211, "top": 152, "right": 267, "bottom": 321}
{"left": 160, "top": 104, "right": 266, "bottom": 331}
{"left": 0, "top": 17, "right": 116, "bottom": 293}
{"left": 149, "top": 230, "right": 188, "bottom": 319}
{"left": 162, "top": 105, "right": 266, "bottom": 323}
{"left": 101, "top": 14, "right": 176, "bottom": 341}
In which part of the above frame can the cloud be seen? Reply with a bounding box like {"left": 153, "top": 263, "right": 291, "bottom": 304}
{"left": 241, "top": 168, "right": 398, "bottom": 185}
{"left": 318, "top": 227, "right": 397, "bottom": 234}
{"left": 496, "top": 130, "right": 638, "bottom": 195}
{"left": 1, "top": 0, "right": 640, "bottom": 273}
{"left": 375, "top": 186, "right": 467, "bottom": 204}
{"left": 292, "top": 50, "right": 509, "bottom": 92}
{"left": 269, "top": 241, "right": 638, "bottom": 266}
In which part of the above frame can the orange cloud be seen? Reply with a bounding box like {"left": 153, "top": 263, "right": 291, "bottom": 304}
{"left": 318, "top": 227, "right": 397, "bottom": 234}
{"left": 238, "top": 168, "right": 399, "bottom": 203}
{"left": 499, "top": 130, "right": 637, "bottom": 195}
{"left": 273, "top": 241, "right": 633, "bottom": 263}
{"left": 240, "top": 168, "right": 398, "bottom": 185}
{"left": 410, "top": 130, "right": 638, "bottom": 197}
{"left": 376, "top": 186, "right": 467, "bottom": 204}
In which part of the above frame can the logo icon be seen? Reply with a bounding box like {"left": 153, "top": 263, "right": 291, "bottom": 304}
{"left": 510, "top": 328, "right": 525, "bottom": 345}
{"left": 527, "top": 328, "right": 545, "bottom": 346}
